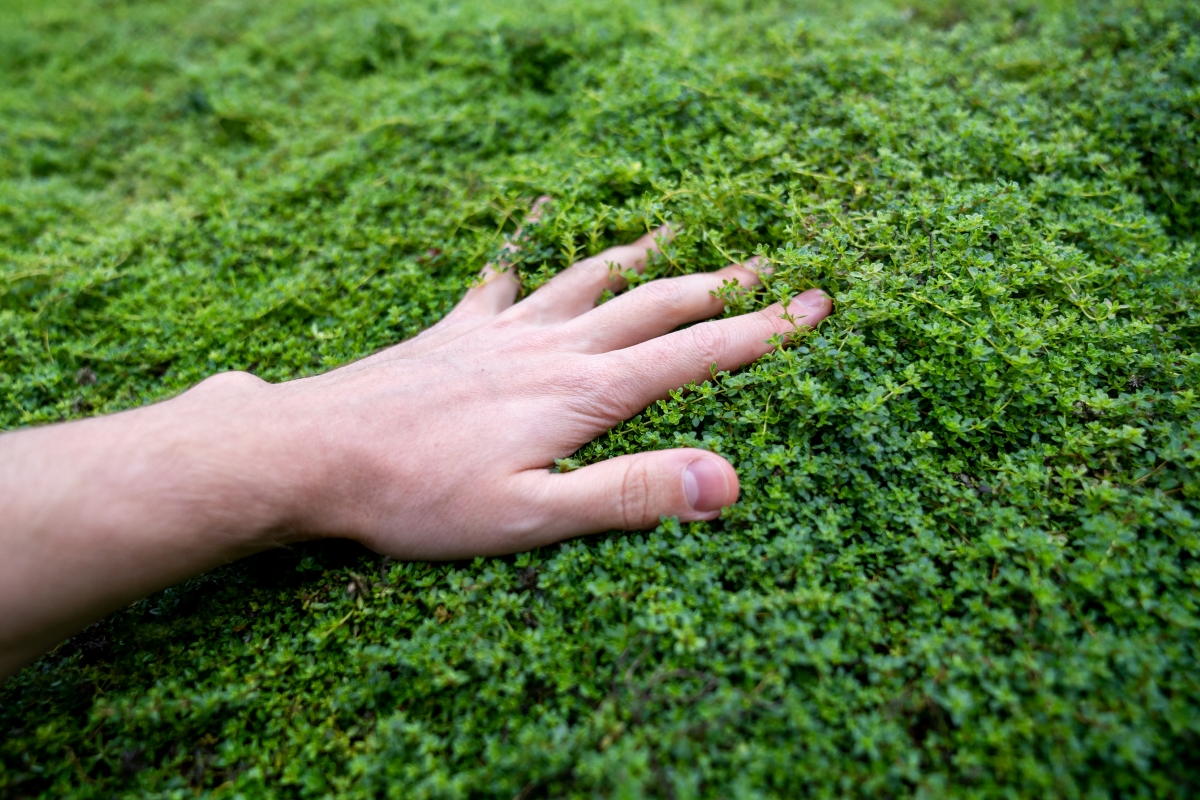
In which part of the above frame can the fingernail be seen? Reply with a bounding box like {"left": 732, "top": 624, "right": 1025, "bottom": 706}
{"left": 784, "top": 289, "right": 831, "bottom": 328}
{"left": 684, "top": 458, "right": 730, "bottom": 512}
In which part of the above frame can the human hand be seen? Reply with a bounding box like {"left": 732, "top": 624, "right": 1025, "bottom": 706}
{"left": 0, "top": 199, "right": 831, "bottom": 675}
{"left": 250, "top": 201, "right": 833, "bottom": 558}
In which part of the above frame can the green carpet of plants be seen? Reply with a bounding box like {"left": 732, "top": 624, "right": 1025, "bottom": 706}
{"left": 3, "top": 0, "right": 1200, "bottom": 796}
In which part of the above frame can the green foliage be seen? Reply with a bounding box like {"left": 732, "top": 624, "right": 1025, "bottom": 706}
{"left": 3, "top": 0, "right": 1200, "bottom": 796}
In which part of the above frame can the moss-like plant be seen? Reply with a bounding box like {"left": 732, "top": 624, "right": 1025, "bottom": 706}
{"left": 2, "top": 0, "right": 1199, "bottom": 796}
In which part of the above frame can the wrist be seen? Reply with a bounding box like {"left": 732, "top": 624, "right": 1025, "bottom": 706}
{"left": 0, "top": 370, "right": 313, "bottom": 674}
{"left": 158, "top": 371, "right": 317, "bottom": 550}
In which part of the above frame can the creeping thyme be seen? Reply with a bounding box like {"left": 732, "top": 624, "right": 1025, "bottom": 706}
{"left": 3, "top": 0, "right": 1200, "bottom": 797}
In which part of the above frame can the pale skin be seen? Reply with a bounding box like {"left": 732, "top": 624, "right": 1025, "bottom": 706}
{"left": 0, "top": 200, "right": 832, "bottom": 678}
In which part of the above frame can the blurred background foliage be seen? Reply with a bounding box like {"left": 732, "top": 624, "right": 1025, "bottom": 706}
{"left": 2, "top": 0, "right": 1199, "bottom": 796}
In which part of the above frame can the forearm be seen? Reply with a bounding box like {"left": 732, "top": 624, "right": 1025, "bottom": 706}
{"left": 0, "top": 372, "right": 307, "bottom": 677}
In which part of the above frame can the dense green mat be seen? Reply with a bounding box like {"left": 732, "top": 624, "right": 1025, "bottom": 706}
{"left": 3, "top": 0, "right": 1200, "bottom": 796}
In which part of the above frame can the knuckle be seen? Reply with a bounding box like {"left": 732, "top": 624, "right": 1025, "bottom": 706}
{"left": 618, "top": 459, "right": 654, "bottom": 529}
{"left": 560, "top": 361, "right": 601, "bottom": 396}
{"left": 188, "top": 370, "right": 267, "bottom": 401}
{"left": 719, "top": 264, "right": 757, "bottom": 285}
{"left": 543, "top": 257, "right": 610, "bottom": 295}
{"left": 596, "top": 243, "right": 634, "bottom": 263}
{"left": 633, "top": 278, "right": 690, "bottom": 312}
{"left": 687, "top": 321, "right": 729, "bottom": 364}
{"left": 575, "top": 255, "right": 614, "bottom": 279}
{"left": 760, "top": 305, "right": 794, "bottom": 334}
{"left": 582, "top": 354, "right": 660, "bottom": 420}
{"left": 561, "top": 359, "right": 627, "bottom": 421}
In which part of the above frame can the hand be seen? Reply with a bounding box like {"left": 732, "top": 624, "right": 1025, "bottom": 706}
{"left": 260, "top": 202, "right": 833, "bottom": 558}
{"left": 0, "top": 199, "right": 831, "bottom": 675}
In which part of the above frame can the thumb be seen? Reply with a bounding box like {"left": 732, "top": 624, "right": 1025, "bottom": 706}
{"left": 532, "top": 449, "right": 740, "bottom": 535}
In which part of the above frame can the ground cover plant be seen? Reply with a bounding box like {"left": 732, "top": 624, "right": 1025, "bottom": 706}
{"left": 2, "top": 0, "right": 1200, "bottom": 795}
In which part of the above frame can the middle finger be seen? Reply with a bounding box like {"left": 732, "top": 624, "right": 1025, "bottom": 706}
{"left": 557, "top": 258, "right": 764, "bottom": 354}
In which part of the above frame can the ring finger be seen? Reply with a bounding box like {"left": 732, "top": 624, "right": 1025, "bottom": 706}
{"left": 508, "top": 226, "right": 675, "bottom": 326}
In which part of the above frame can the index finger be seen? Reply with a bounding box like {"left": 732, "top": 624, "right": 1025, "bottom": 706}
{"left": 597, "top": 289, "right": 832, "bottom": 411}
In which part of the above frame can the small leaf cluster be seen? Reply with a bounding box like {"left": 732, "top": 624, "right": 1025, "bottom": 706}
{"left": 2, "top": 0, "right": 1200, "bottom": 797}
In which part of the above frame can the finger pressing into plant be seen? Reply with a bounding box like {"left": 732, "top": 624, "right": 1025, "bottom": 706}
{"left": 561, "top": 256, "right": 766, "bottom": 353}
{"left": 456, "top": 194, "right": 552, "bottom": 317}
{"left": 601, "top": 289, "right": 832, "bottom": 413}
{"left": 514, "top": 225, "right": 676, "bottom": 324}
{"left": 398, "top": 196, "right": 551, "bottom": 356}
